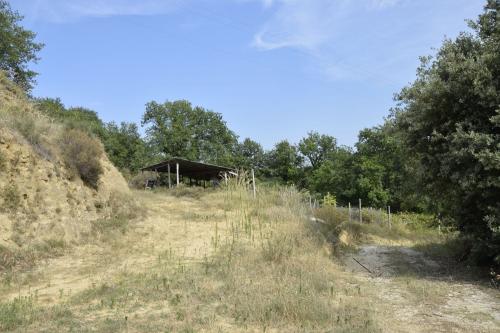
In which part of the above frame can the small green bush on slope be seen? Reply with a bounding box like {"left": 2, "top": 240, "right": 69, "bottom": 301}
{"left": 59, "top": 128, "right": 103, "bottom": 189}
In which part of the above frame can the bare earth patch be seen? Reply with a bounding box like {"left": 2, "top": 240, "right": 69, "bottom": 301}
{"left": 2, "top": 190, "right": 228, "bottom": 304}
{"left": 344, "top": 244, "right": 500, "bottom": 333}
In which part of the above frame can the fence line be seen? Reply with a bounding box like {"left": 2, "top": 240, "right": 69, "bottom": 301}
{"left": 310, "top": 198, "right": 392, "bottom": 226}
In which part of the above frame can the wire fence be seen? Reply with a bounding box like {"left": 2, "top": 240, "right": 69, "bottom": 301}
{"left": 308, "top": 197, "right": 392, "bottom": 227}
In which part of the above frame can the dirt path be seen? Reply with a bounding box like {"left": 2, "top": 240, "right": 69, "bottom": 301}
{"left": 344, "top": 244, "right": 500, "bottom": 333}
{"left": 2, "top": 191, "right": 226, "bottom": 303}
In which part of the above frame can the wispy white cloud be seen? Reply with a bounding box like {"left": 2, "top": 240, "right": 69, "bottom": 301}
{"left": 15, "top": 0, "right": 184, "bottom": 22}
{"left": 252, "top": 0, "right": 401, "bottom": 51}
{"left": 250, "top": 0, "right": 404, "bottom": 81}
{"left": 253, "top": 0, "right": 340, "bottom": 51}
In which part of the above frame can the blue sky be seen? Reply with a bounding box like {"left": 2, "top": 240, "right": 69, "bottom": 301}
{"left": 11, "top": 0, "right": 484, "bottom": 148}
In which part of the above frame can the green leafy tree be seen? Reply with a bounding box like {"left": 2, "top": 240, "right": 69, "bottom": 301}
{"left": 0, "top": 0, "right": 43, "bottom": 91}
{"left": 395, "top": 1, "right": 500, "bottom": 264}
{"left": 103, "top": 122, "right": 150, "bottom": 173}
{"left": 298, "top": 131, "right": 337, "bottom": 169}
{"left": 142, "top": 100, "right": 238, "bottom": 165}
{"left": 233, "top": 138, "right": 265, "bottom": 171}
{"left": 36, "top": 98, "right": 106, "bottom": 137}
{"left": 309, "top": 146, "right": 354, "bottom": 203}
{"left": 353, "top": 157, "right": 389, "bottom": 208}
{"left": 265, "top": 140, "right": 303, "bottom": 184}
{"left": 355, "top": 123, "right": 429, "bottom": 211}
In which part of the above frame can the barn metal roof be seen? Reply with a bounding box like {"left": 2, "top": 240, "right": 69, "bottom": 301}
{"left": 141, "top": 158, "right": 234, "bottom": 181}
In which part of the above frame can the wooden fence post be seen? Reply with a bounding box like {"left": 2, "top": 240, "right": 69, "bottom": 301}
{"left": 167, "top": 164, "right": 171, "bottom": 189}
{"left": 176, "top": 163, "right": 180, "bottom": 186}
{"left": 251, "top": 169, "right": 256, "bottom": 199}
{"left": 388, "top": 206, "right": 391, "bottom": 229}
{"left": 348, "top": 202, "right": 351, "bottom": 223}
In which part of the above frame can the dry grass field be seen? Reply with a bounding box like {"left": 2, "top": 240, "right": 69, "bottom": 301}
{"left": 0, "top": 183, "right": 499, "bottom": 332}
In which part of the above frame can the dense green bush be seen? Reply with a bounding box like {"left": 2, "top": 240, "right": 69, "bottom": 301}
{"left": 59, "top": 129, "right": 103, "bottom": 189}
{"left": 395, "top": 1, "right": 500, "bottom": 265}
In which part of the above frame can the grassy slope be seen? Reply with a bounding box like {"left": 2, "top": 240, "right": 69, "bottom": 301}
{"left": 0, "top": 184, "right": 498, "bottom": 332}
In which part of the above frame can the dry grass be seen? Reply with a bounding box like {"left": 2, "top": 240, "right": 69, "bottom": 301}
{"left": 0, "top": 182, "right": 384, "bottom": 332}
{"left": 0, "top": 239, "right": 66, "bottom": 272}
{"left": 1, "top": 182, "right": 498, "bottom": 332}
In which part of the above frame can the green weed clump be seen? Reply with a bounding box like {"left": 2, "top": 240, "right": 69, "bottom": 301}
{"left": 0, "top": 296, "right": 37, "bottom": 331}
{"left": 59, "top": 128, "right": 103, "bottom": 189}
{"left": 0, "top": 296, "right": 75, "bottom": 332}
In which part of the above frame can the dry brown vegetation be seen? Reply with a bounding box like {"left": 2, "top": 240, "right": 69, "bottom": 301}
{"left": 0, "top": 182, "right": 498, "bottom": 332}
{"left": 59, "top": 129, "right": 104, "bottom": 189}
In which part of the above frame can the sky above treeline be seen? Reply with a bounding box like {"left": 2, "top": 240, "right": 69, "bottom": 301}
{"left": 11, "top": 0, "right": 484, "bottom": 148}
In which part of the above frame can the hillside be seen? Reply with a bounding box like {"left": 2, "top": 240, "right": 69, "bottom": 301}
{"left": 0, "top": 73, "right": 132, "bottom": 260}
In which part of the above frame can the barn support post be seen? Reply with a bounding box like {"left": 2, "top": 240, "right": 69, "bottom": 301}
{"left": 167, "top": 164, "right": 171, "bottom": 189}
{"left": 155, "top": 168, "right": 158, "bottom": 188}
{"left": 176, "top": 163, "right": 180, "bottom": 186}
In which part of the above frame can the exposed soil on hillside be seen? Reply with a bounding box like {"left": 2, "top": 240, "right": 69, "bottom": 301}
{"left": 2, "top": 191, "right": 228, "bottom": 303}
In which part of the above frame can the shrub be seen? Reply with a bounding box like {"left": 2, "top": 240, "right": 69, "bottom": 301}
{"left": 1, "top": 184, "right": 20, "bottom": 213}
{"left": 12, "top": 112, "right": 42, "bottom": 146}
{"left": 59, "top": 129, "right": 103, "bottom": 189}
{"left": 128, "top": 171, "right": 154, "bottom": 189}
{"left": 314, "top": 206, "right": 349, "bottom": 228}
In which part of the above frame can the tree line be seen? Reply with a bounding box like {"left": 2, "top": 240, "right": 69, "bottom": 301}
{"left": 1, "top": 0, "right": 498, "bottom": 265}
